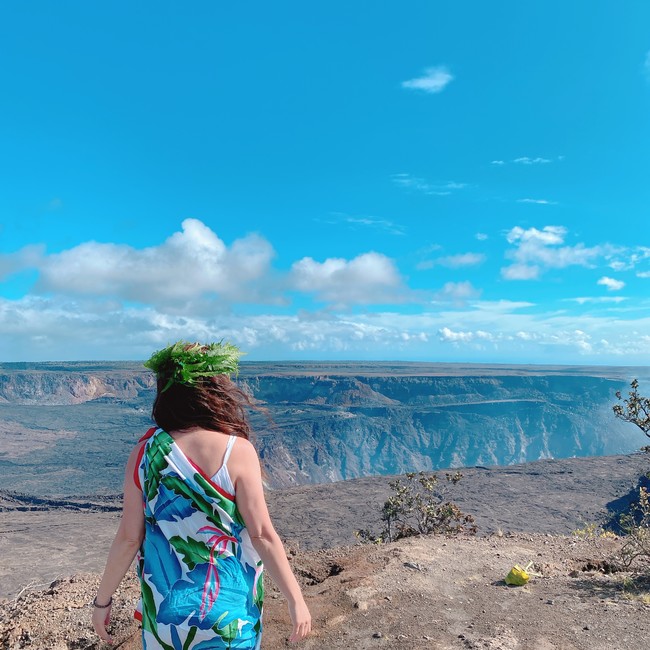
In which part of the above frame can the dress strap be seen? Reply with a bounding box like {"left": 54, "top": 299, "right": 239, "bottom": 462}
{"left": 221, "top": 435, "right": 237, "bottom": 468}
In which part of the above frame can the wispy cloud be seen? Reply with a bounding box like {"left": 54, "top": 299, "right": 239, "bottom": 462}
{"left": 418, "top": 252, "right": 486, "bottom": 270}
{"left": 0, "top": 245, "right": 44, "bottom": 281}
{"left": 597, "top": 276, "right": 625, "bottom": 291}
{"left": 434, "top": 281, "right": 481, "bottom": 305}
{"left": 517, "top": 198, "right": 557, "bottom": 205}
{"left": 491, "top": 156, "right": 563, "bottom": 166}
{"left": 567, "top": 296, "right": 627, "bottom": 305}
{"left": 392, "top": 173, "right": 466, "bottom": 196}
{"left": 328, "top": 213, "right": 406, "bottom": 236}
{"left": 401, "top": 66, "right": 453, "bottom": 94}
{"left": 475, "top": 233, "right": 488, "bottom": 241}
{"left": 501, "top": 263, "right": 541, "bottom": 280}
{"left": 513, "top": 156, "right": 552, "bottom": 165}
{"left": 2, "top": 294, "right": 650, "bottom": 363}
{"left": 608, "top": 247, "right": 650, "bottom": 272}
{"left": 638, "top": 270, "right": 650, "bottom": 278}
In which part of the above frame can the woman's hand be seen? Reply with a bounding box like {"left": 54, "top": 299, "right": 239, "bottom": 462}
{"left": 288, "top": 598, "right": 312, "bottom": 642}
{"left": 91, "top": 600, "right": 113, "bottom": 645}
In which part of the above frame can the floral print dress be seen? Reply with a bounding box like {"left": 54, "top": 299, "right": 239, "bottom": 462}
{"left": 134, "top": 427, "right": 264, "bottom": 649}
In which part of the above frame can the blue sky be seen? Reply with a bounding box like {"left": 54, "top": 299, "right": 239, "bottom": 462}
{"left": 1, "top": 1, "right": 650, "bottom": 363}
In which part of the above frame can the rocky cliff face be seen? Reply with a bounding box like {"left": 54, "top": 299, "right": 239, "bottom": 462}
{"left": 0, "top": 363, "right": 642, "bottom": 493}
{"left": 243, "top": 374, "right": 638, "bottom": 486}
{"left": 0, "top": 364, "right": 154, "bottom": 405}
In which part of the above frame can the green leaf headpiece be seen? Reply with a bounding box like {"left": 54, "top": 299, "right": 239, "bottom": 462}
{"left": 144, "top": 340, "right": 243, "bottom": 392}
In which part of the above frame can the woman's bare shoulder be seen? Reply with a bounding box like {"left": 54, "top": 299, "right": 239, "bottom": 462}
{"left": 126, "top": 439, "right": 146, "bottom": 463}
{"left": 229, "top": 437, "right": 262, "bottom": 482}
{"left": 231, "top": 436, "right": 259, "bottom": 459}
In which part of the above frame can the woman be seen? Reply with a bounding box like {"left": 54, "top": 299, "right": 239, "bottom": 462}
{"left": 92, "top": 341, "right": 311, "bottom": 648}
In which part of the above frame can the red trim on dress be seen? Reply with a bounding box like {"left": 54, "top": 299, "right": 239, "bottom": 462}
{"left": 186, "top": 458, "right": 235, "bottom": 502}
{"left": 138, "top": 426, "right": 158, "bottom": 443}
{"left": 133, "top": 427, "right": 157, "bottom": 491}
{"left": 133, "top": 609, "right": 143, "bottom": 622}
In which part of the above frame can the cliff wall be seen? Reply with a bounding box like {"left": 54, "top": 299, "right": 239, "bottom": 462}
{"left": 0, "top": 364, "right": 641, "bottom": 493}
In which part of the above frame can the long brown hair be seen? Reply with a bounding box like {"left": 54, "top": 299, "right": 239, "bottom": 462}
{"left": 151, "top": 374, "right": 253, "bottom": 438}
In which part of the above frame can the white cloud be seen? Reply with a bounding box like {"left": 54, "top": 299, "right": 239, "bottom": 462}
{"left": 343, "top": 216, "right": 405, "bottom": 236}
{"left": 36, "top": 219, "right": 275, "bottom": 307}
{"left": 290, "top": 252, "right": 406, "bottom": 304}
{"left": 501, "top": 225, "right": 609, "bottom": 280}
{"left": 439, "top": 327, "right": 476, "bottom": 343}
{"left": 493, "top": 156, "right": 563, "bottom": 167}
{"left": 392, "top": 173, "right": 466, "bottom": 196}
{"left": 608, "top": 247, "right": 650, "bottom": 272}
{"left": 325, "top": 213, "right": 405, "bottom": 235}
{"left": 2, "top": 294, "right": 650, "bottom": 363}
{"left": 506, "top": 226, "right": 566, "bottom": 245}
{"left": 567, "top": 296, "right": 627, "bottom": 305}
{"left": 475, "top": 233, "right": 488, "bottom": 241}
{"left": 401, "top": 66, "right": 453, "bottom": 94}
{"left": 517, "top": 198, "right": 557, "bottom": 205}
{"left": 513, "top": 157, "right": 552, "bottom": 165}
{"left": 434, "top": 253, "right": 486, "bottom": 268}
{"left": 501, "top": 263, "right": 541, "bottom": 280}
{"left": 0, "top": 245, "right": 44, "bottom": 281}
{"left": 434, "top": 281, "right": 481, "bottom": 304}
{"left": 637, "top": 270, "right": 650, "bottom": 278}
{"left": 3, "top": 222, "right": 650, "bottom": 364}
{"left": 439, "top": 327, "right": 496, "bottom": 344}
{"left": 472, "top": 300, "right": 535, "bottom": 312}
{"left": 597, "top": 276, "right": 625, "bottom": 291}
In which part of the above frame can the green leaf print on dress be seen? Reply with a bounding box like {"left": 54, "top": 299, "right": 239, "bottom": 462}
{"left": 169, "top": 535, "right": 212, "bottom": 570}
{"left": 137, "top": 429, "right": 263, "bottom": 649}
{"left": 214, "top": 611, "right": 241, "bottom": 644}
{"left": 144, "top": 433, "right": 173, "bottom": 502}
{"left": 140, "top": 575, "right": 175, "bottom": 650}
{"left": 162, "top": 474, "right": 227, "bottom": 525}
{"left": 253, "top": 560, "right": 264, "bottom": 609}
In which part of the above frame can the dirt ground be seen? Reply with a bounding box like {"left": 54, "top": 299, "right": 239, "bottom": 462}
{"left": 2, "top": 452, "right": 649, "bottom": 598}
{"left": 1, "top": 453, "right": 649, "bottom": 649}
{"left": 1, "top": 533, "right": 649, "bottom": 650}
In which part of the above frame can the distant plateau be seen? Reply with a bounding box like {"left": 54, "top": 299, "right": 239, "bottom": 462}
{"left": 0, "top": 361, "right": 647, "bottom": 496}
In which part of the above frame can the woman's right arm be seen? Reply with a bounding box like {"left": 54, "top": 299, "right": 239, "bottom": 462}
{"left": 233, "top": 439, "right": 311, "bottom": 643}
{"left": 92, "top": 442, "right": 146, "bottom": 644}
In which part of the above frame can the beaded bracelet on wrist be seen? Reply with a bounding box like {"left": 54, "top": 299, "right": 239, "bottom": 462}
{"left": 92, "top": 596, "right": 113, "bottom": 608}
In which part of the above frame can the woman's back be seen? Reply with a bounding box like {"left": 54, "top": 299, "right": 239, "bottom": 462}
{"left": 168, "top": 427, "right": 233, "bottom": 479}
{"left": 92, "top": 341, "right": 310, "bottom": 648}
{"left": 136, "top": 427, "right": 264, "bottom": 649}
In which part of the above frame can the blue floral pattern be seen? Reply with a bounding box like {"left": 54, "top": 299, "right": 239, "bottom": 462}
{"left": 136, "top": 429, "right": 263, "bottom": 649}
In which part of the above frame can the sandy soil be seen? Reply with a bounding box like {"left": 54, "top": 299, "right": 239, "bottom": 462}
{"left": 1, "top": 533, "right": 649, "bottom": 649}
{"left": 1, "top": 453, "right": 649, "bottom": 649}
{"left": 2, "top": 453, "right": 648, "bottom": 597}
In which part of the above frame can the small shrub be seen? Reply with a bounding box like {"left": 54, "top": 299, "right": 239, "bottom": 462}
{"left": 355, "top": 471, "right": 477, "bottom": 544}
{"left": 610, "top": 380, "right": 650, "bottom": 573}
{"left": 613, "top": 379, "right": 650, "bottom": 439}
{"left": 573, "top": 522, "right": 617, "bottom": 541}
{"left": 614, "top": 486, "right": 650, "bottom": 571}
